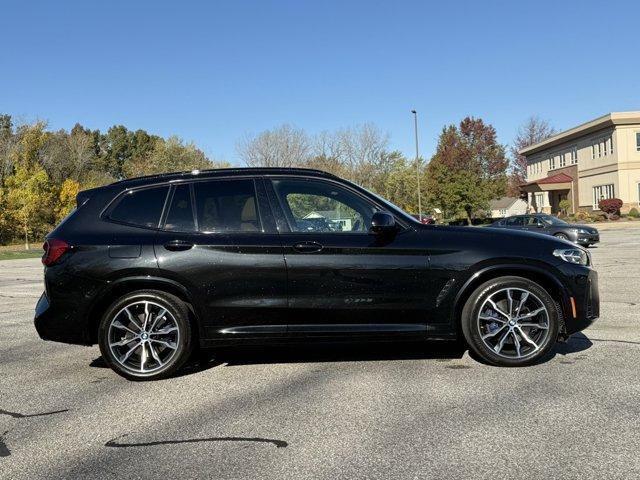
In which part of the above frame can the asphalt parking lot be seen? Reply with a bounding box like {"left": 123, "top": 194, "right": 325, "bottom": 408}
{"left": 1, "top": 226, "right": 639, "bottom": 479}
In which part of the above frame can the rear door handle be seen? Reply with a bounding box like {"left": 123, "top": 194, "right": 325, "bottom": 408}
{"left": 164, "top": 240, "right": 194, "bottom": 251}
{"left": 292, "top": 241, "right": 323, "bottom": 253}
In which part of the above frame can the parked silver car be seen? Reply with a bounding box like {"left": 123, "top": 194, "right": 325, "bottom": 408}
{"left": 490, "top": 214, "right": 599, "bottom": 247}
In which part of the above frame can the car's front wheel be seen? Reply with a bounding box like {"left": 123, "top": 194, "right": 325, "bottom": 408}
{"left": 461, "top": 276, "right": 560, "bottom": 366}
{"left": 98, "top": 290, "right": 193, "bottom": 380}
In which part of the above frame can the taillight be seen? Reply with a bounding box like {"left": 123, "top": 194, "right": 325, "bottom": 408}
{"left": 42, "top": 239, "right": 71, "bottom": 266}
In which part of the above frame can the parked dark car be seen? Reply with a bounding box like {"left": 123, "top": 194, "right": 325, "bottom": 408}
{"left": 490, "top": 214, "right": 600, "bottom": 247}
{"left": 35, "top": 168, "right": 599, "bottom": 380}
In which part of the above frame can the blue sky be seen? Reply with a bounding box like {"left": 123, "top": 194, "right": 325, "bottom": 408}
{"left": 1, "top": 0, "right": 638, "bottom": 164}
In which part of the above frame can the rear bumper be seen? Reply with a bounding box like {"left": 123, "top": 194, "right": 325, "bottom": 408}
{"left": 34, "top": 269, "right": 106, "bottom": 346}
{"left": 34, "top": 292, "right": 92, "bottom": 345}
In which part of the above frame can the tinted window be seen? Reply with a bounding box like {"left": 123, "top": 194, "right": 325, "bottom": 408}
{"left": 164, "top": 184, "right": 196, "bottom": 232}
{"left": 193, "top": 179, "right": 260, "bottom": 233}
{"left": 272, "top": 178, "right": 376, "bottom": 233}
{"left": 525, "top": 216, "right": 543, "bottom": 226}
{"left": 110, "top": 186, "right": 169, "bottom": 228}
{"left": 505, "top": 216, "right": 524, "bottom": 227}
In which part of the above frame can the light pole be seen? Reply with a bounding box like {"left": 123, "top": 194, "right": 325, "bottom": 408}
{"left": 411, "top": 110, "right": 422, "bottom": 220}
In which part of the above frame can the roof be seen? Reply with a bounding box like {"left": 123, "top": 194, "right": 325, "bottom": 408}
{"left": 489, "top": 197, "right": 522, "bottom": 210}
{"left": 524, "top": 172, "right": 573, "bottom": 186}
{"left": 110, "top": 167, "right": 338, "bottom": 188}
{"left": 519, "top": 111, "right": 640, "bottom": 156}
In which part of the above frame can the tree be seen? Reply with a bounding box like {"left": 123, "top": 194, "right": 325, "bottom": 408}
{"left": 237, "top": 124, "right": 311, "bottom": 167}
{"left": 5, "top": 165, "right": 54, "bottom": 249}
{"left": 426, "top": 117, "right": 508, "bottom": 223}
{"left": 122, "top": 136, "right": 225, "bottom": 178}
{"left": 55, "top": 179, "right": 81, "bottom": 223}
{"left": 508, "top": 117, "right": 556, "bottom": 196}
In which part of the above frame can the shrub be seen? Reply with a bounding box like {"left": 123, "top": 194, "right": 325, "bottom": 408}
{"left": 628, "top": 208, "right": 640, "bottom": 218}
{"left": 573, "top": 209, "right": 595, "bottom": 223}
{"left": 598, "top": 198, "right": 623, "bottom": 220}
{"left": 559, "top": 199, "right": 572, "bottom": 214}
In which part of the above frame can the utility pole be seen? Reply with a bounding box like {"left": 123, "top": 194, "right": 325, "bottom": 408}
{"left": 411, "top": 110, "right": 422, "bottom": 220}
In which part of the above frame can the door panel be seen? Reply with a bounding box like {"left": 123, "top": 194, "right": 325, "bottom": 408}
{"left": 154, "top": 179, "right": 287, "bottom": 339}
{"left": 268, "top": 177, "right": 431, "bottom": 334}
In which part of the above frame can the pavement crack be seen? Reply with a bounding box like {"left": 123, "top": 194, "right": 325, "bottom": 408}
{"left": 0, "top": 408, "right": 69, "bottom": 419}
{"left": 0, "top": 431, "right": 10, "bottom": 457}
{"left": 105, "top": 433, "right": 288, "bottom": 449}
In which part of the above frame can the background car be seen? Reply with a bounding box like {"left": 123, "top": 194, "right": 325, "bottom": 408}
{"left": 491, "top": 214, "right": 599, "bottom": 247}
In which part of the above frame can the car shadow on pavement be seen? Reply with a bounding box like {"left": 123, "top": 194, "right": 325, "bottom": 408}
{"left": 89, "top": 334, "right": 594, "bottom": 378}
{"left": 466, "top": 331, "right": 594, "bottom": 366}
{"left": 191, "top": 340, "right": 466, "bottom": 370}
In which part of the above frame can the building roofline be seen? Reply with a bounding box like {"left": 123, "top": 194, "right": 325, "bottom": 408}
{"left": 519, "top": 111, "right": 640, "bottom": 156}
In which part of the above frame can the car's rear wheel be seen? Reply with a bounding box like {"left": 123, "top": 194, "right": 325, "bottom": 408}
{"left": 461, "top": 276, "right": 560, "bottom": 366}
{"left": 98, "top": 290, "right": 193, "bottom": 380}
{"left": 554, "top": 233, "right": 569, "bottom": 240}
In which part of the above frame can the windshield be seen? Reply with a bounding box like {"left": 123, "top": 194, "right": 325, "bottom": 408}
{"left": 539, "top": 215, "right": 568, "bottom": 226}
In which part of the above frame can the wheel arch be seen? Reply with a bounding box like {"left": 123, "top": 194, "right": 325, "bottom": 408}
{"left": 451, "top": 264, "right": 570, "bottom": 337}
{"left": 86, "top": 276, "right": 202, "bottom": 344}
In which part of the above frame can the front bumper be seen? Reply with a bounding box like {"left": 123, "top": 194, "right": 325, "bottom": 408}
{"left": 576, "top": 232, "right": 600, "bottom": 245}
{"left": 563, "top": 267, "right": 599, "bottom": 334}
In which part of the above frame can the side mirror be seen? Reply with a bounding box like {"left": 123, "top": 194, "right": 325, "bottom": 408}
{"left": 369, "top": 211, "right": 397, "bottom": 234}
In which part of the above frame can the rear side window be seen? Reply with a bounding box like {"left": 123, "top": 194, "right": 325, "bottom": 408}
{"left": 164, "top": 184, "right": 196, "bottom": 232}
{"left": 193, "top": 179, "right": 260, "bottom": 233}
{"left": 505, "top": 216, "right": 524, "bottom": 226}
{"left": 109, "top": 186, "right": 169, "bottom": 228}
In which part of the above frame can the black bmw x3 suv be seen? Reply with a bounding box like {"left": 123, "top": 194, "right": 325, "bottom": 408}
{"left": 35, "top": 168, "right": 599, "bottom": 380}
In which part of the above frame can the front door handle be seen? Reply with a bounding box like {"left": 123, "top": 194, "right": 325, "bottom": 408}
{"left": 292, "top": 241, "right": 323, "bottom": 253}
{"left": 164, "top": 240, "right": 194, "bottom": 251}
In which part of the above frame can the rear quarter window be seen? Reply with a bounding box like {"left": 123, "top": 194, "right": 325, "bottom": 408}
{"left": 108, "top": 186, "right": 169, "bottom": 228}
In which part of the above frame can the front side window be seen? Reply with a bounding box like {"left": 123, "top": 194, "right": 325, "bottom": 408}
{"left": 193, "top": 179, "right": 260, "bottom": 233}
{"left": 272, "top": 178, "right": 377, "bottom": 233}
{"left": 109, "top": 186, "right": 169, "bottom": 228}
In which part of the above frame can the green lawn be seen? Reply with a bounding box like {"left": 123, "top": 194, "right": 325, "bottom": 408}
{"left": 0, "top": 250, "right": 43, "bottom": 261}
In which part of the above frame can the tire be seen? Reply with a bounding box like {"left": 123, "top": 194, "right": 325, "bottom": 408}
{"left": 98, "top": 289, "right": 193, "bottom": 380}
{"left": 554, "top": 233, "right": 569, "bottom": 241}
{"left": 461, "top": 276, "right": 559, "bottom": 367}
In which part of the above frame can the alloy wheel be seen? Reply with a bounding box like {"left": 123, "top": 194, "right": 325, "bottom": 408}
{"left": 476, "top": 288, "right": 550, "bottom": 360}
{"left": 107, "top": 300, "right": 181, "bottom": 374}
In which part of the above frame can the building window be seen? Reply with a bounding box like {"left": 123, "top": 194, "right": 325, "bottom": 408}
{"left": 559, "top": 152, "right": 566, "bottom": 168}
{"left": 592, "top": 184, "right": 615, "bottom": 210}
{"left": 609, "top": 136, "right": 614, "bottom": 155}
{"left": 591, "top": 144, "right": 595, "bottom": 159}
{"left": 549, "top": 156, "right": 555, "bottom": 169}
{"left": 636, "top": 132, "right": 640, "bottom": 152}
{"left": 535, "top": 192, "right": 545, "bottom": 208}
{"left": 571, "top": 146, "right": 578, "bottom": 164}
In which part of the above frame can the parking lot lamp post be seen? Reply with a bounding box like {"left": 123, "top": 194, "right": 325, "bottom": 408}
{"left": 411, "top": 110, "right": 422, "bottom": 220}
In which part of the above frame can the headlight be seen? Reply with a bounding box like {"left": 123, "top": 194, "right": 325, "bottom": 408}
{"left": 553, "top": 248, "right": 589, "bottom": 266}
{"left": 577, "top": 228, "right": 589, "bottom": 234}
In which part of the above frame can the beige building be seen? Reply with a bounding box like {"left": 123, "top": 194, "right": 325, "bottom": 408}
{"left": 520, "top": 112, "right": 640, "bottom": 214}
{"left": 489, "top": 197, "right": 527, "bottom": 218}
